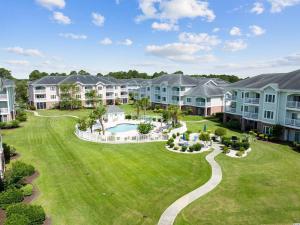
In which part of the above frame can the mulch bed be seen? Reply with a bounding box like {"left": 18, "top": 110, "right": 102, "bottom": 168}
{"left": 0, "top": 209, "right": 6, "bottom": 225}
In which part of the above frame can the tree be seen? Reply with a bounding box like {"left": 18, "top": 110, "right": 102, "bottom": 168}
{"left": 134, "top": 100, "right": 142, "bottom": 118}
{"left": 168, "top": 105, "right": 181, "bottom": 127}
{"left": 85, "top": 90, "right": 99, "bottom": 108}
{"left": 173, "top": 71, "right": 184, "bottom": 75}
{"left": 78, "top": 70, "right": 90, "bottom": 75}
{"left": 29, "top": 70, "right": 48, "bottom": 81}
{"left": 140, "top": 97, "right": 150, "bottom": 116}
{"left": 59, "top": 84, "right": 81, "bottom": 110}
{"left": 214, "top": 128, "right": 227, "bottom": 137}
{"left": 69, "top": 71, "right": 77, "bottom": 76}
{"left": 78, "top": 118, "right": 87, "bottom": 131}
{"left": 96, "top": 73, "right": 103, "bottom": 77}
{"left": 0, "top": 68, "right": 14, "bottom": 80}
{"left": 93, "top": 105, "right": 106, "bottom": 135}
{"left": 199, "top": 132, "right": 210, "bottom": 146}
{"left": 152, "top": 71, "right": 167, "bottom": 78}
{"left": 87, "top": 112, "right": 97, "bottom": 133}
{"left": 162, "top": 110, "right": 171, "bottom": 123}
{"left": 137, "top": 123, "right": 152, "bottom": 134}
{"left": 15, "top": 80, "right": 28, "bottom": 104}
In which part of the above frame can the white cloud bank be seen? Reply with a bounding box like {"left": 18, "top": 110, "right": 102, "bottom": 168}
{"left": 35, "top": 0, "right": 65, "bottom": 10}
{"left": 230, "top": 27, "right": 242, "bottom": 36}
{"left": 251, "top": 2, "right": 265, "bottom": 14}
{"left": 151, "top": 22, "right": 179, "bottom": 31}
{"left": 224, "top": 39, "right": 247, "bottom": 52}
{"left": 92, "top": 12, "right": 105, "bottom": 27}
{"left": 52, "top": 11, "right": 71, "bottom": 24}
{"left": 249, "top": 25, "right": 266, "bottom": 36}
{"left": 59, "top": 33, "right": 87, "bottom": 40}
{"left": 268, "top": 0, "right": 300, "bottom": 12}
{"left": 5, "top": 47, "right": 44, "bottom": 57}
{"left": 118, "top": 39, "right": 133, "bottom": 46}
{"left": 100, "top": 38, "right": 113, "bottom": 45}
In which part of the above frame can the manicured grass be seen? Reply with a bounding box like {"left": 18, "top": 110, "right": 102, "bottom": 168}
{"left": 175, "top": 140, "right": 300, "bottom": 225}
{"left": 37, "top": 109, "right": 93, "bottom": 118}
{"left": 1, "top": 112, "right": 211, "bottom": 225}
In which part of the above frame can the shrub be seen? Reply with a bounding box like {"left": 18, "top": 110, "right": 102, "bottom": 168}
{"left": 225, "top": 119, "right": 240, "bottom": 130}
{"left": 236, "top": 151, "right": 244, "bottom": 157}
{"left": 137, "top": 123, "right": 153, "bottom": 134}
{"left": 199, "top": 132, "right": 210, "bottom": 142}
{"left": 5, "top": 161, "right": 35, "bottom": 187}
{"left": 77, "top": 118, "right": 87, "bottom": 131}
{"left": 172, "top": 134, "right": 176, "bottom": 139}
{"left": 0, "top": 120, "right": 20, "bottom": 129}
{"left": 231, "top": 142, "right": 241, "bottom": 150}
{"left": 214, "top": 128, "right": 227, "bottom": 137}
{"left": 28, "top": 105, "right": 36, "bottom": 111}
{"left": 169, "top": 143, "right": 174, "bottom": 148}
{"left": 6, "top": 203, "right": 46, "bottom": 225}
{"left": 188, "top": 146, "right": 194, "bottom": 152}
{"left": 4, "top": 214, "right": 30, "bottom": 225}
{"left": 125, "top": 115, "right": 131, "bottom": 119}
{"left": 215, "top": 112, "right": 224, "bottom": 122}
{"left": 184, "top": 132, "right": 190, "bottom": 141}
{"left": 0, "top": 188, "right": 23, "bottom": 209}
{"left": 173, "top": 146, "right": 179, "bottom": 151}
{"left": 181, "top": 146, "right": 187, "bottom": 152}
{"left": 193, "top": 143, "right": 203, "bottom": 151}
{"left": 222, "top": 146, "right": 230, "bottom": 154}
{"left": 166, "top": 138, "right": 174, "bottom": 146}
{"left": 16, "top": 110, "right": 27, "bottom": 122}
{"left": 241, "top": 142, "right": 250, "bottom": 150}
{"left": 21, "top": 184, "right": 33, "bottom": 197}
{"left": 239, "top": 147, "right": 245, "bottom": 152}
{"left": 176, "top": 132, "right": 180, "bottom": 136}
{"left": 157, "top": 118, "right": 162, "bottom": 123}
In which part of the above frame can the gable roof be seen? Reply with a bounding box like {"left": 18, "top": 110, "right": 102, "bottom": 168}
{"left": 31, "top": 76, "right": 66, "bottom": 85}
{"left": 151, "top": 74, "right": 198, "bottom": 86}
{"left": 226, "top": 69, "right": 300, "bottom": 90}
{"left": 106, "top": 105, "right": 124, "bottom": 114}
{"left": 185, "top": 84, "right": 225, "bottom": 97}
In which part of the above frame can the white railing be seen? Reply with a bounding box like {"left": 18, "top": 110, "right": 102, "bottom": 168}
{"left": 287, "top": 101, "right": 300, "bottom": 109}
{"left": 106, "top": 95, "right": 114, "bottom": 99}
{"left": 0, "top": 108, "right": 9, "bottom": 114}
{"left": 226, "top": 107, "right": 237, "bottom": 113}
{"left": 75, "top": 128, "right": 169, "bottom": 144}
{"left": 34, "top": 89, "right": 46, "bottom": 94}
{"left": 244, "top": 98, "right": 260, "bottom": 104}
{"left": 154, "top": 90, "right": 160, "bottom": 94}
{"left": 0, "top": 94, "right": 7, "bottom": 100}
{"left": 172, "top": 91, "right": 180, "bottom": 95}
{"left": 196, "top": 102, "right": 205, "bottom": 107}
{"left": 244, "top": 112, "right": 259, "bottom": 119}
{"left": 285, "top": 118, "right": 300, "bottom": 127}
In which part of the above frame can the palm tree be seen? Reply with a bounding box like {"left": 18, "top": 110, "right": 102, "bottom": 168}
{"left": 169, "top": 105, "right": 180, "bottom": 127}
{"left": 85, "top": 90, "right": 98, "bottom": 108}
{"left": 141, "top": 97, "right": 150, "bottom": 116}
{"left": 87, "top": 112, "right": 97, "bottom": 133}
{"left": 134, "top": 100, "right": 142, "bottom": 118}
{"left": 93, "top": 105, "right": 106, "bottom": 135}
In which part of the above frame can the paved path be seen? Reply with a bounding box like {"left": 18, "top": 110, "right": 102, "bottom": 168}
{"left": 157, "top": 144, "right": 223, "bottom": 225}
{"left": 27, "top": 110, "right": 79, "bottom": 119}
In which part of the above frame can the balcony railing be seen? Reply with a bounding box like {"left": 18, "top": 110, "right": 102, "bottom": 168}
{"left": 154, "top": 90, "right": 160, "bottom": 94}
{"left": 196, "top": 102, "right": 205, "bottom": 107}
{"left": 172, "top": 91, "right": 180, "bottom": 95}
{"left": 244, "top": 112, "right": 259, "bottom": 119}
{"left": 226, "top": 107, "right": 237, "bottom": 113}
{"left": 0, "top": 94, "right": 7, "bottom": 100}
{"left": 226, "top": 95, "right": 237, "bottom": 101}
{"left": 0, "top": 108, "right": 9, "bottom": 114}
{"left": 286, "top": 101, "right": 300, "bottom": 109}
{"left": 244, "top": 98, "right": 260, "bottom": 104}
{"left": 106, "top": 95, "right": 114, "bottom": 99}
{"left": 34, "top": 89, "right": 46, "bottom": 94}
{"left": 285, "top": 118, "right": 300, "bottom": 128}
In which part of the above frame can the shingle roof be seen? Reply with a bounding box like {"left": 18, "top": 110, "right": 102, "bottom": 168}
{"left": 59, "top": 75, "right": 103, "bottom": 85}
{"left": 106, "top": 105, "right": 124, "bottom": 114}
{"left": 185, "top": 84, "right": 225, "bottom": 97}
{"left": 226, "top": 69, "right": 300, "bottom": 90}
{"left": 31, "top": 76, "right": 66, "bottom": 85}
{"left": 151, "top": 74, "right": 198, "bottom": 86}
{"left": 3, "top": 79, "right": 15, "bottom": 86}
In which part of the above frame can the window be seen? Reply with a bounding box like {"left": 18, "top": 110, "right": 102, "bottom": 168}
{"left": 241, "top": 92, "right": 244, "bottom": 98}
{"left": 241, "top": 106, "right": 243, "bottom": 112}
{"left": 50, "top": 86, "right": 56, "bottom": 91}
{"left": 264, "top": 110, "right": 274, "bottom": 119}
{"left": 36, "top": 94, "right": 45, "bottom": 99}
{"left": 181, "top": 87, "right": 185, "bottom": 91}
{"left": 76, "top": 95, "right": 81, "bottom": 99}
{"left": 162, "top": 97, "right": 166, "bottom": 101}
{"left": 98, "top": 86, "right": 102, "bottom": 90}
{"left": 50, "top": 95, "right": 56, "bottom": 99}
{"left": 187, "top": 98, "right": 191, "bottom": 103}
{"left": 264, "top": 126, "right": 272, "bottom": 135}
{"left": 265, "top": 94, "right": 275, "bottom": 103}
{"left": 147, "top": 87, "right": 150, "bottom": 91}
{"left": 245, "top": 92, "right": 249, "bottom": 98}
{"left": 162, "top": 88, "right": 166, "bottom": 92}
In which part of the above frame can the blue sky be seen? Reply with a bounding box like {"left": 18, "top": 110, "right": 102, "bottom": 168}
{"left": 0, "top": 0, "right": 300, "bottom": 79}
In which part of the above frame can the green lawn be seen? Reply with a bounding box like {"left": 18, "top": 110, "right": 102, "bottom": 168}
{"left": 176, "top": 140, "right": 300, "bottom": 225}
{"left": 1, "top": 111, "right": 210, "bottom": 225}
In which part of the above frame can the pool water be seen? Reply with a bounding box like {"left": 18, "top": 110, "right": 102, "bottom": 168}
{"left": 106, "top": 123, "right": 138, "bottom": 133}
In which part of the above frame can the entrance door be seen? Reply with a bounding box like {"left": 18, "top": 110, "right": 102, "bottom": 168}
{"left": 37, "top": 102, "right": 46, "bottom": 109}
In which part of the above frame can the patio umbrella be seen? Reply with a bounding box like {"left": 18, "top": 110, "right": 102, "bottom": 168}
{"left": 203, "top": 124, "right": 207, "bottom": 132}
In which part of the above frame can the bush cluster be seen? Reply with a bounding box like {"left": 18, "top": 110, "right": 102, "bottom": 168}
{"left": 181, "top": 146, "right": 187, "bottom": 152}
{"left": 0, "top": 120, "right": 20, "bottom": 129}
{"left": 125, "top": 114, "right": 132, "bottom": 119}
{"left": 4, "top": 214, "right": 30, "bottom": 225}
{"left": 0, "top": 188, "right": 23, "bottom": 209}
{"left": 6, "top": 203, "right": 46, "bottom": 225}
{"left": 20, "top": 184, "right": 33, "bottom": 197}
{"left": 5, "top": 161, "right": 35, "bottom": 188}
{"left": 189, "top": 143, "right": 203, "bottom": 152}
{"left": 138, "top": 123, "right": 153, "bottom": 134}
{"left": 224, "top": 119, "right": 240, "bottom": 130}
{"left": 3, "top": 143, "right": 17, "bottom": 163}
{"left": 214, "top": 128, "right": 227, "bottom": 137}
{"left": 222, "top": 137, "right": 250, "bottom": 150}
{"left": 16, "top": 110, "right": 27, "bottom": 122}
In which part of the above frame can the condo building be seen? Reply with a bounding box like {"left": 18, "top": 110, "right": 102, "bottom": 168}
{"left": 135, "top": 74, "right": 228, "bottom": 116}
{"left": 0, "top": 78, "right": 15, "bottom": 122}
{"left": 224, "top": 69, "right": 300, "bottom": 142}
{"left": 28, "top": 75, "right": 129, "bottom": 109}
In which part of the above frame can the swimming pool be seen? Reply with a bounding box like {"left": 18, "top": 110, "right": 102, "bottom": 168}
{"left": 106, "top": 123, "right": 138, "bottom": 133}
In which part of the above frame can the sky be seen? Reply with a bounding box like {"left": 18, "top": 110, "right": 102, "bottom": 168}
{"left": 0, "top": 0, "right": 300, "bottom": 79}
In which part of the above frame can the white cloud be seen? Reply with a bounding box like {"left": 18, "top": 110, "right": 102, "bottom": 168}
{"left": 212, "top": 27, "right": 220, "bottom": 33}
{"left": 59, "top": 33, "right": 87, "bottom": 40}
{"left": 249, "top": 25, "right": 266, "bottom": 36}
{"left": 118, "top": 39, "right": 133, "bottom": 46}
{"left": 92, "top": 12, "right": 105, "bottom": 27}
{"left": 251, "top": 2, "right": 265, "bottom": 14}
{"left": 5, "top": 60, "right": 30, "bottom": 66}
{"left": 224, "top": 39, "right": 247, "bottom": 52}
{"left": 35, "top": 0, "right": 65, "bottom": 10}
{"left": 136, "top": 0, "right": 215, "bottom": 22}
{"left": 52, "top": 11, "right": 71, "bottom": 25}
{"left": 268, "top": 0, "right": 300, "bottom": 12}
{"left": 100, "top": 38, "right": 113, "bottom": 45}
{"left": 230, "top": 27, "right": 242, "bottom": 36}
{"left": 178, "top": 32, "right": 221, "bottom": 49}
{"left": 5, "top": 47, "right": 44, "bottom": 57}
{"left": 146, "top": 42, "right": 216, "bottom": 63}
{"left": 151, "top": 22, "right": 179, "bottom": 31}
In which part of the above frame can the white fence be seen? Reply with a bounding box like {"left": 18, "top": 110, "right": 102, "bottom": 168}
{"left": 75, "top": 127, "right": 169, "bottom": 144}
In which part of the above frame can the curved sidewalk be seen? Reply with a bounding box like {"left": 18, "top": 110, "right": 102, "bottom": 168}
{"left": 158, "top": 145, "right": 223, "bottom": 225}
{"left": 27, "top": 110, "right": 79, "bottom": 119}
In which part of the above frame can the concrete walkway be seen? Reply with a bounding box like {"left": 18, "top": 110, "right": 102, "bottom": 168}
{"left": 27, "top": 110, "right": 79, "bottom": 119}
{"left": 158, "top": 144, "right": 223, "bottom": 225}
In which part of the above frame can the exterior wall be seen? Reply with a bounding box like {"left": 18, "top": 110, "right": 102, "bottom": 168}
{"left": 0, "top": 84, "right": 15, "bottom": 122}
{"left": 209, "top": 106, "right": 223, "bottom": 115}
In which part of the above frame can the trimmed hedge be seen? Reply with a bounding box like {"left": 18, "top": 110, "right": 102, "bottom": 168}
{"left": 6, "top": 203, "right": 46, "bottom": 225}
{"left": 21, "top": 184, "right": 33, "bottom": 197}
{"left": 5, "top": 161, "right": 35, "bottom": 187}
{"left": 4, "top": 214, "right": 30, "bottom": 225}
{"left": 0, "top": 120, "right": 20, "bottom": 129}
{"left": 0, "top": 188, "right": 24, "bottom": 209}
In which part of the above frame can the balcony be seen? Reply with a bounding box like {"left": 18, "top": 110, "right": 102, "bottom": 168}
{"left": 286, "top": 101, "right": 300, "bottom": 109}
{"left": 196, "top": 102, "right": 205, "bottom": 107}
{"left": 171, "top": 100, "right": 179, "bottom": 105}
{"left": 244, "top": 112, "right": 259, "bottom": 120}
{"left": 34, "top": 89, "right": 46, "bottom": 94}
{"left": 0, "top": 108, "right": 9, "bottom": 114}
{"left": 172, "top": 91, "right": 180, "bottom": 95}
{"left": 285, "top": 118, "right": 300, "bottom": 128}
{"left": 0, "top": 94, "right": 7, "bottom": 100}
{"left": 154, "top": 90, "right": 160, "bottom": 94}
{"left": 226, "top": 95, "right": 237, "bottom": 101}
{"left": 244, "top": 98, "right": 260, "bottom": 104}
{"left": 226, "top": 107, "right": 237, "bottom": 113}
{"left": 106, "top": 95, "right": 114, "bottom": 100}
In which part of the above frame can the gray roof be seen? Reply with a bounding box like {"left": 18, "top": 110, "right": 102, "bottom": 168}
{"left": 226, "top": 69, "right": 300, "bottom": 90}
{"left": 185, "top": 84, "right": 225, "bottom": 97}
{"left": 106, "top": 105, "right": 124, "bottom": 114}
{"left": 31, "top": 76, "right": 66, "bottom": 85}
{"left": 59, "top": 75, "right": 104, "bottom": 85}
{"left": 3, "top": 79, "right": 15, "bottom": 86}
{"left": 151, "top": 74, "right": 198, "bottom": 86}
